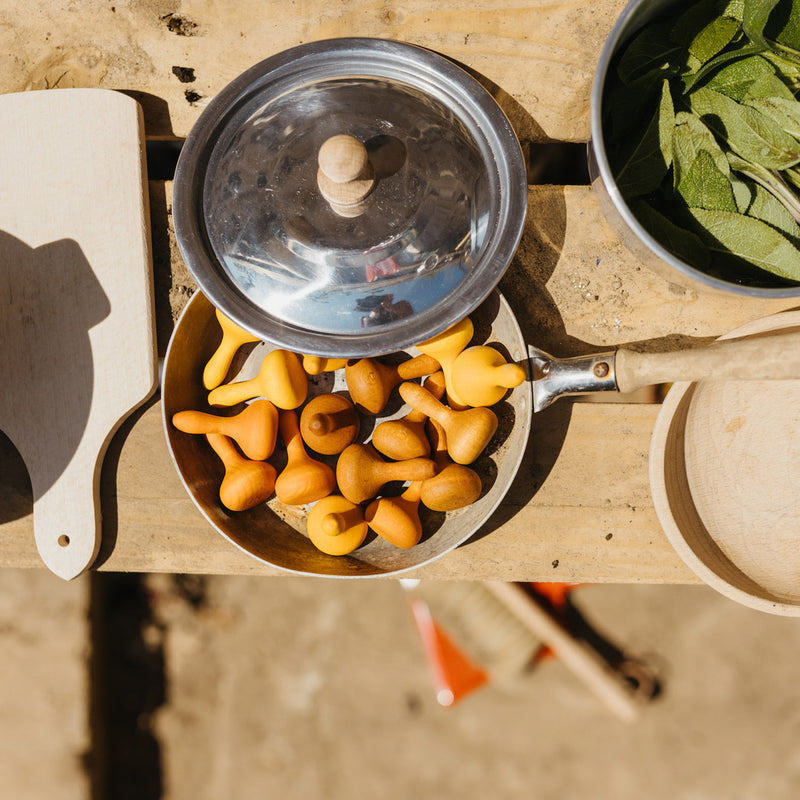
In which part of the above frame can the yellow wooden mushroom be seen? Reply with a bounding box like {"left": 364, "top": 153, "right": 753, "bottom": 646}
{"left": 451, "top": 345, "right": 526, "bottom": 407}
{"left": 306, "top": 495, "right": 368, "bottom": 555}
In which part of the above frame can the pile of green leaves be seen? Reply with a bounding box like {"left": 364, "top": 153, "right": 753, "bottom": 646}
{"left": 604, "top": 0, "right": 800, "bottom": 286}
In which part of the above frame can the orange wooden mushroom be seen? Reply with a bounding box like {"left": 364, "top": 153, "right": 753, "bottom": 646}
{"left": 398, "top": 381, "right": 497, "bottom": 465}
{"left": 172, "top": 399, "right": 279, "bottom": 461}
{"left": 419, "top": 420, "right": 483, "bottom": 512}
{"left": 345, "top": 353, "right": 440, "bottom": 414}
{"left": 274, "top": 409, "right": 336, "bottom": 506}
{"left": 203, "top": 308, "right": 260, "bottom": 390}
{"left": 451, "top": 345, "right": 526, "bottom": 407}
{"left": 335, "top": 443, "right": 436, "bottom": 505}
{"left": 371, "top": 371, "right": 446, "bottom": 461}
{"left": 299, "top": 393, "right": 359, "bottom": 455}
{"left": 302, "top": 355, "right": 349, "bottom": 375}
{"left": 415, "top": 318, "right": 474, "bottom": 409}
{"left": 205, "top": 433, "right": 276, "bottom": 512}
{"left": 365, "top": 482, "right": 424, "bottom": 549}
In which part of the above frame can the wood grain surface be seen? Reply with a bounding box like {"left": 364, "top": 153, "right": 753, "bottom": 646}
{"left": 3, "top": 176, "right": 797, "bottom": 579}
{"left": 1, "top": 399, "right": 698, "bottom": 583}
{"left": 0, "top": 0, "right": 628, "bottom": 143}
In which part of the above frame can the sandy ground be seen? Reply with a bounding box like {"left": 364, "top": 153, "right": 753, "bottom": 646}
{"left": 4, "top": 568, "right": 800, "bottom": 800}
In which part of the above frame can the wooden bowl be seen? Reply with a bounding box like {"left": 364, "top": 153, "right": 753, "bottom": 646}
{"left": 161, "top": 290, "right": 531, "bottom": 578}
{"left": 650, "top": 311, "right": 800, "bottom": 615}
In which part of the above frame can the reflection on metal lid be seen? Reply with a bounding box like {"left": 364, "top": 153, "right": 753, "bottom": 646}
{"left": 173, "top": 39, "right": 527, "bottom": 357}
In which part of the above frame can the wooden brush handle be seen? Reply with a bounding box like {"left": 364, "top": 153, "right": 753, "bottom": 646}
{"left": 615, "top": 328, "right": 800, "bottom": 393}
{"left": 483, "top": 582, "right": 640, "bottom": 723}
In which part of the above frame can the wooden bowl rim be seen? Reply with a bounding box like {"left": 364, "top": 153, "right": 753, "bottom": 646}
{"left": 649, "top": 310, "right": 800, "bottom": 616}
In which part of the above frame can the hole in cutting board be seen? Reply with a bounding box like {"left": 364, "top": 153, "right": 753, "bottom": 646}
{"left": 58, "top": 535, "right": 70, "bottom": 547}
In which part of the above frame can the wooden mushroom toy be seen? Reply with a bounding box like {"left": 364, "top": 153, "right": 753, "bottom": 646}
{"left": 208, "top": 349, "right": 308, "bottom": 410}
{"left": 451, "top": 345, "right": 526, "bottom": 407}
{"left": 302, "top": 355, "right": 349, "bottom": 375}
{"left": 306, "top": 495, "right": 368, "bottom": 556}
{"left": 420, "top": 420, "right": 483, "bottom": 512}
{"left": 203, "top": 308, "right": 261, "bottom": 390}
{"left": 345, "top": 353, "right": 440, "bottom": 415}
{"left": 205, "top": 433, "right": 277, "bottom": 512}
{"left": 317, "top": 134, "right": 375, "bottom": 217}
{"left": 172, "top": 399, "right": 279, "bottom": 461}
{"left": 416, "top": 317, "right": 474, "bottom": 409}
{"left": 371, "top": 371, "right": 447, "bottom": 461}
{"left": 336, "top": 443, "right": 436, "bottom": 505}
{"left": 365, "top": 482, "right": 423, "bottom": 549}
{"left": 399, "top": 381, "right": 497, "bottom": 465}
{"left": 299, "top": 393, "right": 359, "bottom": 455}
{"left": 274, "top": 409, "right": 337, "bottom": 506}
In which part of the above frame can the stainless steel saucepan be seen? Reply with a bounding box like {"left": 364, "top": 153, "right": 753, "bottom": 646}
{"left": 172, "top": 38, "right": 528, "bottom": 359}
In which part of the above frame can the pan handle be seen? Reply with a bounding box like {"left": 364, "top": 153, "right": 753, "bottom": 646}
{"left": 614, "top": 328, "right": 800, "bottom": 393}
{"left": 529, "top": 326, "right": 800, "bottom": 412}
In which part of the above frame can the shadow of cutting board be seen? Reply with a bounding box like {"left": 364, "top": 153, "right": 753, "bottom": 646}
{"left": 0, "top": 89, "right": 157, "bottom": 580}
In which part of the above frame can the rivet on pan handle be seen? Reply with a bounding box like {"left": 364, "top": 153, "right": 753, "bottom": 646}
{"left": 528, "top": 345, "right": 618, "bottom": 413}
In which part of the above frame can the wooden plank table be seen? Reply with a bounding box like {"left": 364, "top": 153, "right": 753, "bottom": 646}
{"left": 1, "top": 1, "right": 798, "bottom": 581}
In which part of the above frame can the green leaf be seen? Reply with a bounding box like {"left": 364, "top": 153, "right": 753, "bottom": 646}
{"left": 677, "top": 150, "right": 739, "bottom": 210}
{"left": 672, "top": 111, "right": 733, "bottom": 189}
{"left": 721, "top": 0, "right": 746, "bottom": 21}
{"left": 745, "top": 95, "right": 800, "bottom": 137}
{"left": 603, "top": 67, "right": 669, "bottom": 142}
{"left": 742, "top": 66, "right": 797, "bottom": 99}
{"left": 704, "top": 53, "right": 783, "bottom": 99}
{"left": 727, "top": 150, "right": 800, "bottom": 220}
{"left": 731, "top": 174, "right": 757, "bottom": 210}
{"left": 784, "top": 165, "right": 800, "bottom": 189}
{"left": 689, "top": 15, "right": 742, "bottom": 64}
{"left": 632, "top": 199, "right": 711, "bottom": 269}
{"left": 746, "top": 182, "right": 800, "bottom": 238}
{"left": 743, "top": 0, "right": 782, "bottom": 46}
{"left": 613, "top": 80, "right": 675, "bottom": 197}
{"left": 671, "top": 0, "right": 722, "bottom": 47}
{"left": 688, "top": 86, "right": 800, "bottom": 168}
{"left": 771, "top": 0, "right": 800, "bottom": 50}
{"left": 763, "top": 0, "right": 800, "bottom": 50}
{"left": 744, "top": 0, "right": 800, "bottom": 63}
{"left": 763, "top": 49, "right": 800, "bottom": 83}
{"left": 616, "top": 24, "right": 684, "bottom": 85}
{"left": 680, "top": 40, "right": 768, "bottom": 93}
{"left": 687, "top": 205, "right": 800, "bottom": 279}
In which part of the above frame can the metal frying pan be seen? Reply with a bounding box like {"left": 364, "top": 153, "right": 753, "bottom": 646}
{"left": 163, "top": 288, "right": 800, "bottom": 578}
{"left": 162, "top": 289, "right": 531, "bottom": 578}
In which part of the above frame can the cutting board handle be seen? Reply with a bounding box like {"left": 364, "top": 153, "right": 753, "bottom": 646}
{"left": 33, "top": 450, "right": 103, "bottom": 580}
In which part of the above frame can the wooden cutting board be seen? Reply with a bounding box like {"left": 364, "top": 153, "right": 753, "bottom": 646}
{"left": 0, "top": 89, "right": 157, "bottom": 580}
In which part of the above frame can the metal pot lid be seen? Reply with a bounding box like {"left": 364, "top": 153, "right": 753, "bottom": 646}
{"left": 173, "top": 38, "right": 527, "bottom": 357}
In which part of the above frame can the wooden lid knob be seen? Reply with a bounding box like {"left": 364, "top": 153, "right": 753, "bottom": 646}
{"left": 317, "top": 135, "right": 375, "bottom": 213}
{"left": 318, "top": 135, "right": 369, "bottom": 183}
